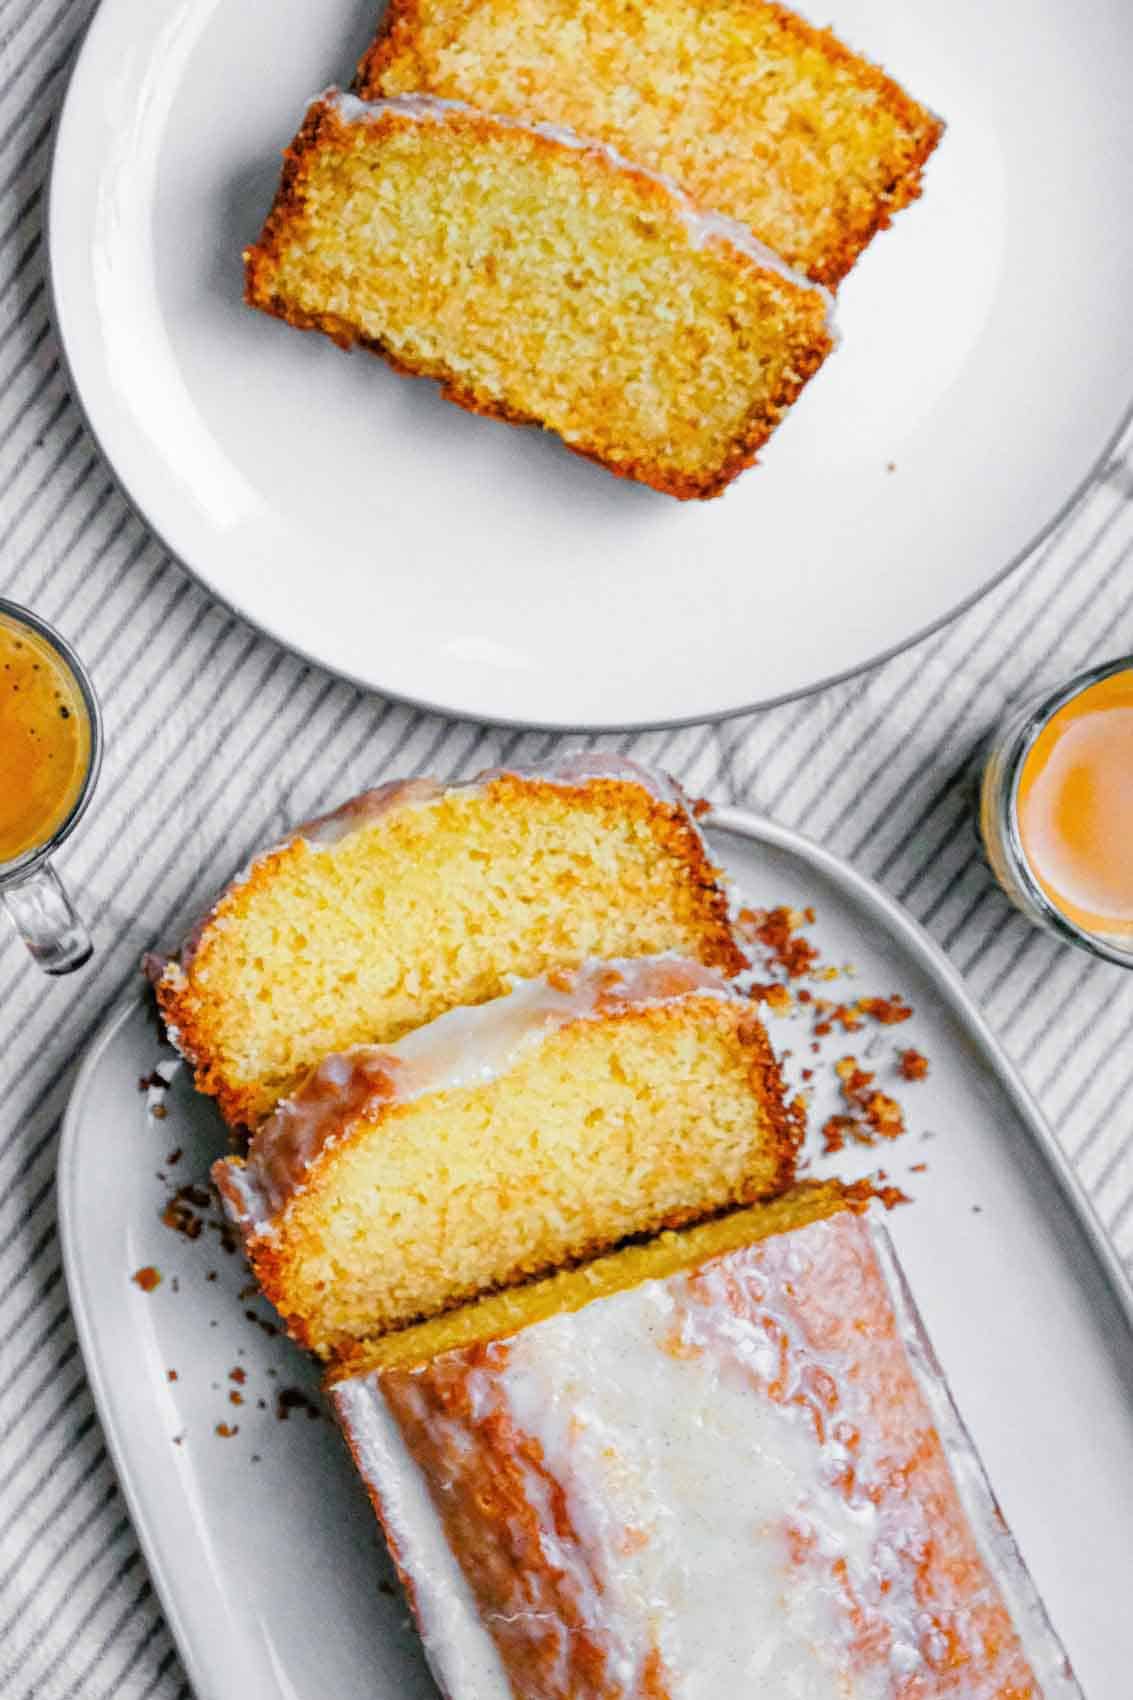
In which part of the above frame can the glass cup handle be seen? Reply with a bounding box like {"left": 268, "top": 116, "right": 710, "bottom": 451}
{"left": 2, "top": 860, "right": 93, "bottom": 974}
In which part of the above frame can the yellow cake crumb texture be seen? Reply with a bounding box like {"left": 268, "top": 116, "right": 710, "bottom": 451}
{"left": 156, "top": 773, "right": 744, "bottom": 1130}
{"left": 244, "top": 97, "right": 833, "bottom": 499}
{"left": 219, "top": 991, "right": 797, "bottom": 1358}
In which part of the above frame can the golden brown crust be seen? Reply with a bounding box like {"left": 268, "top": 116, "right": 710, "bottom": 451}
{"left": 224, "top": 992, "right": 799, "bottom": 1359}
{"left": 726, "top": 1, "right": 943, "bottom": 290}
{"left": 485, "top": 772, "right": 748, "bottom": 978}
{"left": 356, "top": 0, "right": 943, "bottom": 291}
{"left": 153, "top": 767, "right": 748, "bottom": 1132}
{"left": 736, "top": 1007, "right": 802, "bottom": 1194}
{"left": 152, "top": 839, "right": 313, "bottom": 1136}
{"left": 243, "top": 98, "right": 832, "bottom": 501}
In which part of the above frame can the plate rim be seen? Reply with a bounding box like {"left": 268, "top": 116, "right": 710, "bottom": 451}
{"left": 46, "top": 0, "right": 1133, "bottom": 731}
{"left": 57, "top": 991, "right": 225, "bottom": 1700}
{"left": 58, "top": 806, "right": 1133, "bottom": 1699}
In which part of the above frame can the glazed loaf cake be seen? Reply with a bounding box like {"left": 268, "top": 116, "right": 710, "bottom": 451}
{"left": 244, "top": 92, "right": 835, "bottom": 498}
{"left": 213, "top": 957, "right": 798, "bottom": 1357}
{"left": 148, "top": 755, "right": 747, "bottom": 1132}
{"left": 357, "top": 0, "right": 943, "bottom": 288}
{"left": 331, "top": 1194, "right": 1080, "bottom": 1700}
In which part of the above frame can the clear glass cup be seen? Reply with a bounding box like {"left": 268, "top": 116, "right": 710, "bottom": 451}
{"left": 0, "top": 597, "right": 103, "bottom": 974}
{"left": 979, "top": 655, "right": 1133, "bottom": 969}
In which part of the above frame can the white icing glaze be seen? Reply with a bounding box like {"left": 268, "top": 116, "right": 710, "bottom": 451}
{"left": 336, "top": 1213, "right": 1079, "bottom": 1700}
{"left": 221, "top": 953, "right": 735, "bottom": 1228}
{"left": 491, "top": 1273, "right": 875, "bottom": 1696}
{"left": 333, "top": 1378, "right": 511, "bottom": 1698}
{"left": 323, "top": 89, "right": 837, "bottom": 328}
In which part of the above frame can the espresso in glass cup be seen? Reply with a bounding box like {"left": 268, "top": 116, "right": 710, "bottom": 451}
{"left": 0, "top": 598, "right": 102, "bottom": 973}
{"left": 980, "top": 656, "right": 1133, "bottom": 968}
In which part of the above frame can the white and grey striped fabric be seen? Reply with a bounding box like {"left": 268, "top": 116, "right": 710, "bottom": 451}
{"left": 1, "top": 4, "right": 1132, "bottom": 1694}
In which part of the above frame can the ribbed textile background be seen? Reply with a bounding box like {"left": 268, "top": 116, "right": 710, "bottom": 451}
{"left": 1, "top": 3, "right": 1131, "bottom": 1694}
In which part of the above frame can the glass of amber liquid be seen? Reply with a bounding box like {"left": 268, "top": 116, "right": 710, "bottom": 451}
{"left": 980, "top": 655, "right": 1133, "bottom": 967}
{"left": 0, "top": 597, "right": 102, "bottom": 973}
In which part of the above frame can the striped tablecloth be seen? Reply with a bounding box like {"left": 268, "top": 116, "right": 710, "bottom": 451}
{"left": 2, "top": 5, "right": 1132, "bottom": 1695}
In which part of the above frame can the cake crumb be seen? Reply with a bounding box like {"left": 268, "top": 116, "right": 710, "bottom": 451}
{"left": 875, "top": 1184, "right": 912, "bottom": 1209}
{"left": 167, "top": 1368, "right": 178, "bottom": 1382}
{"left": 277, "top": 1387, "right": 321, "bottom": 1422}
{"left": 161, "top": 1183, "right": 210, "bottom": 1242}
{"left": 836, "top": 1056, "right": 905, "bottom": 1141}
{"left": 132, "top": 1266, "right": 161, "bottom": 1292}
{"left": 857, "top": 995, "right": 913, "bottom": 1025}
{"left": 737, "top": 906, "right": 820, "bottom": 978}
{"left": 820, "top": 1115, "right": 856, "bottom": 1156}
{"left": 138, "top": 1067, "right": 176, "bottom": 1092}
{"left": 215, "top": 1423, "right": 239, "bottom": 1438}
{"left": 821, "top": 1056, "right": 907, "bottom": 1153}
{"left": 897, "top": 1047, "right": 929, "bottom": 1081}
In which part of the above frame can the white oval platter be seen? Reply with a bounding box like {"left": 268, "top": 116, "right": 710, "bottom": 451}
{"left": 60, "top": 811, "right": 1133, "bottom": 1700}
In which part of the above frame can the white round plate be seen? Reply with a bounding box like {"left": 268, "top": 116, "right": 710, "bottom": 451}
{"left": 50, "top": 0, "right": 1133, "bottom": 728}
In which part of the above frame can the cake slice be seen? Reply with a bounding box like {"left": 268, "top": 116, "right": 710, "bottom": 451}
{"left": 213, "top": 956, "right": 798, "bottom": 1357}
{"left": 243, "top": 92, "right": 834, "bottom": 499}
{"left": 331, "top": 1191, "right": 1081, "bottom": 1700}
{"left": 357, "top": 0, "right": 944, "bottom": 289}
{"left": 147, "top": 755, "right": 748, "bottom": 1132}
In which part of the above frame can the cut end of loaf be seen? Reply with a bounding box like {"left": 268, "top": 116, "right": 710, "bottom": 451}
{"left": 244, "top": 92, "right": 834, "bottom": 498}
{"left": 216, "top": 984, "right": 799, "bottom": 1357}
{"left": 329, "top": 1178, "right": 857, "bottom": 1378}
{"left": 150, "top": 765, "right": 747, "bottom": 1131}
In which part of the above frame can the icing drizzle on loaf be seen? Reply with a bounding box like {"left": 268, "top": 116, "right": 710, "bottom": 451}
{"left": 336, "top": 1212, "right": 1080, "bottom": 1700}
{"left": 223, "top": 954, "right": 734, "bottom": 1226}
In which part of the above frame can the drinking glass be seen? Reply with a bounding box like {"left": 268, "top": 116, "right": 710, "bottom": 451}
{"left": 0, "top": 597, "right": 103, "bottom": 974}
{"left": 979, "top": 655, "right": 1133, "bottom": 969}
